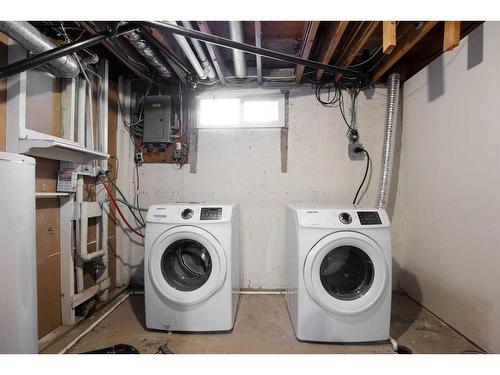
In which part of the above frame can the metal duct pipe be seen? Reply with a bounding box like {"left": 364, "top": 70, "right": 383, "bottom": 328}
{"left": 228, "top": 21, "right": 247, "bottom": 78}
{"left": 166, "top": 21, "right": 207, "bottom": 80}
{"left": 123, "top": 31, "right": 172, "bottom": 79}
{"left": 181, "top": 21, "right": 216, "bottom": 80}
{"left": 0, "top": 21, "right": 79, "bottom": 77}
{"left": 377, "top": 73, "right": 400, "bottom": 210}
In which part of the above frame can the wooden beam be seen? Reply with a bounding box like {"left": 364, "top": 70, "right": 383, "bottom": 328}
{"left": 315, "top": 21, "right": 349, "bottom": 81}
{"left": 383, "top": 21, "right": 396, "bottom": 54}
{"left": 335, "top": 21, "right": 379, "bottom": 81}
{"left": 295, "top": 21, "right": 320, "bottom": 84}
{"left": 443, "top": 21, "right": 461, "bottom": 52}
{"left": 371, "top": 21, "right": 439, "bottom": 83}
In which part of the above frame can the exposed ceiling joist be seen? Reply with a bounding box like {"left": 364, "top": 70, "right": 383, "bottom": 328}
{"left": 315, "top": 21, "right": 349, "bottom": 81}
{"left": 295, "top": 21, "right": 320, "bottom": 84}
{"left": 443, "top": 21, "right": 461, "bottom": 51}
{"left": 371, "top": 21, "right": 438, "bottom": 83}
{"left": 383, "top": 21, "right": 396, "bottom": 54}
{"left": 335, "top": 21, "right": 379, "bottom": 80}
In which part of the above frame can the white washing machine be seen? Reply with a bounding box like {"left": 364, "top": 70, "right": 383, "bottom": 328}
{"left": 285, "top": 204, "right": 391, "bottom": 343}
{"left": 145, "top": 204, "right": 240, "bottom": 332}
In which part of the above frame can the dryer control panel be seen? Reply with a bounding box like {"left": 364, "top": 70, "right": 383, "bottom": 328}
{"left": 357, "top": 211, "right": 382, "bottom": 225}
{"left": 292, "top": 205, "right": 390, "bottom": 229}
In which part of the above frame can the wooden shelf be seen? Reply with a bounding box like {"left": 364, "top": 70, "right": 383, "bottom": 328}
{"left": 19, "top": 138, "right": 108, "bottom": 164}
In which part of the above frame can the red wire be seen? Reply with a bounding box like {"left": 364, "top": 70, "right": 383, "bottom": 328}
{"left": 98, "top": 175, "right": 145, "bottom": 238}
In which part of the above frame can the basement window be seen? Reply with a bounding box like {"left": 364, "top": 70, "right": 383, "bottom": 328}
{"left": 196, "top": 91, "right": 285, "bottom": 128}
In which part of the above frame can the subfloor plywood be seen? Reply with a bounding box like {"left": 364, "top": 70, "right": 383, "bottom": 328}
{"left": 43, "top": 292, "right": 482, "bottom": 354}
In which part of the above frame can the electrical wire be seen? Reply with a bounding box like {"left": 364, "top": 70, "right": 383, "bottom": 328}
{"left": 99, "top": 176, "right": 145, "bottom": 238}
{"left": 103, "top": 174, "right": 145, "bottom": 227}
{"left": 114, "top": 198, "right": 148, "bottom": 212}
{"left": 352, "top": 148, "right": 370, "bottom": 205}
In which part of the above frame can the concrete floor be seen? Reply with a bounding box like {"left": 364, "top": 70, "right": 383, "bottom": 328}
{"left": 43, "top": 292, "right": 482, "bottom": 354}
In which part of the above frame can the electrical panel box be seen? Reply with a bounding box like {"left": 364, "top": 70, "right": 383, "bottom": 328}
{"left": 143, "top": 95, "right": 179, "bottom": 144}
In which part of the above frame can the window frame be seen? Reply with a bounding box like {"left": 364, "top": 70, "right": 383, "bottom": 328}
{"left": 195, "top": 89, "right": 286, "bottom": 129}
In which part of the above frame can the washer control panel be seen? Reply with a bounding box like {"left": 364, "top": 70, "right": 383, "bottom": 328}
{"left": 200, "top": 207, "right": 223, "bottom": 220}
{"left": 338, "top": 212, "right": 352, "bottom": 224}
{"left": 146, "top": 205, "right": 234, "bottom": 223}
{"left": 181, "top": 208, "right": 194, "bottom": 220}
{"left": 357, "top": 211, "right": 382, "bottom": 225}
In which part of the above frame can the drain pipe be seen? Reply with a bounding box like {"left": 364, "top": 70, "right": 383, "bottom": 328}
{"left": 376, "top": 73, "right": 400, "bottom": 210}
{"left": 166, "top": 21, "right": 207, "bottom": 80}
{"left": 58, "top": 292, "right": 130, "bottom": 354}
{"left": 0, "top": 21, "right": 79, "bottom": 77}
{"left": 229, "top": 21, "right": 247, "bottom": 78}
{"left": 180, "top": 21, "right": 216, "bottom": 80}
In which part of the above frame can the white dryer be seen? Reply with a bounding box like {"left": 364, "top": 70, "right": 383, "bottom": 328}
{"left": 145, "top": 204, "right": 240, "bottom": 332}
{"left": 285, "top": 204, "right": 391, "bottom": 343}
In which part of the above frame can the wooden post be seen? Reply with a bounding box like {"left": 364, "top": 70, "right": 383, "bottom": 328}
{"left": 443, "top": 21, "right": 461, "bottom": 52}
{"left": 383, "top": 21, "right": 396, "bottom": 54}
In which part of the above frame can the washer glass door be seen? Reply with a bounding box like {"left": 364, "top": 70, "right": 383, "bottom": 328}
{"left": 149, "top": 226, "right": 227, "bottom": 306}
{"left": 304, "top": 231, "right": 389, "bottom": 315}
{"left": 161, "top": 239, "right": 212, "bottom": 292}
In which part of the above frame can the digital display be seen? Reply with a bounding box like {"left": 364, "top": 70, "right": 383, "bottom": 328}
{"left": 200, "top": 207, "right": 222, "bottom": 220}
{"left": 357, "top": 211, "right": 382, "bottom": 225}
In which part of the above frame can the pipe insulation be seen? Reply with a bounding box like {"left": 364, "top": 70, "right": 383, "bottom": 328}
{"left": 0, "top": 21, "right": 80, "bottom": 77}
{"left": 376, "top": 73, "right": 400, "bottom": 210}
{"left": 123, "top": 31, "right": 172, "bottom": 79}
{"left": 166, "top": 21, "right": 207, "bottom": 80}
{"left": 181, "top": 21, "right": 216, "bottom": 80}
{"left": 228, "top": 21, "right": 247, "bottom": 78}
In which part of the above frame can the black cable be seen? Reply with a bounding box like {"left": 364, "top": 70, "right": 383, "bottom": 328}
{"left": 352, "top": 148, "right": 370, "bottom": 205}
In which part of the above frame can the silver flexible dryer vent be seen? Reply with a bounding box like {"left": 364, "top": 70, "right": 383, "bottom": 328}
{"left": 376, "top": 73, "right": 400, "bottom": 210}
{"left": 124, "top": 31, "right": 172, "bottom": 80}
{"left": 0, "top": 21, "right": 80, "bottom": 78}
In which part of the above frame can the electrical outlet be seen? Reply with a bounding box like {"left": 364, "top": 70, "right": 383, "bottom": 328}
{"left": 348, "top": 142, "right": 365, "bottom": 161}
{"left": 135, "top": 152, "right": 144, "bottom": 165}
{"left": 173, "top": 142, "right": 182, "bottom": 161}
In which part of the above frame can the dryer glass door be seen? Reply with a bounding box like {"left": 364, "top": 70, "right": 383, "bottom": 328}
{"left": 319, "top": 245, "right": 374, "bottom": 301}
{"left": 304, "top": 231, "right": 389, "bottom": 315}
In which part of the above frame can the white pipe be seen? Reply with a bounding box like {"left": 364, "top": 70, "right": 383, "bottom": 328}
{"left": 77, "top": 78, "right": 86, "bottom": 147}
{"left": 97, "top": 60, "right": 109, "bottom": 301}
{"left": 167, "top": 21, "right": 207, "bottom": 80}
{"left": 58, "top": 292, "right": 130, "bottom": 354}
{"left": 229, "top": 21, "right": 247, "bottom": 78}
{"left": 181, "top": 21, "right": 216, "bottom": 80}
{"left": 75, "top": 176, "right": 84, "bottom": 293}
{"left": 239, "top": 290, "right": 285, "bottom": 295}
{"left": 390, "top": 337, "right": 399, "bottom": 352}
